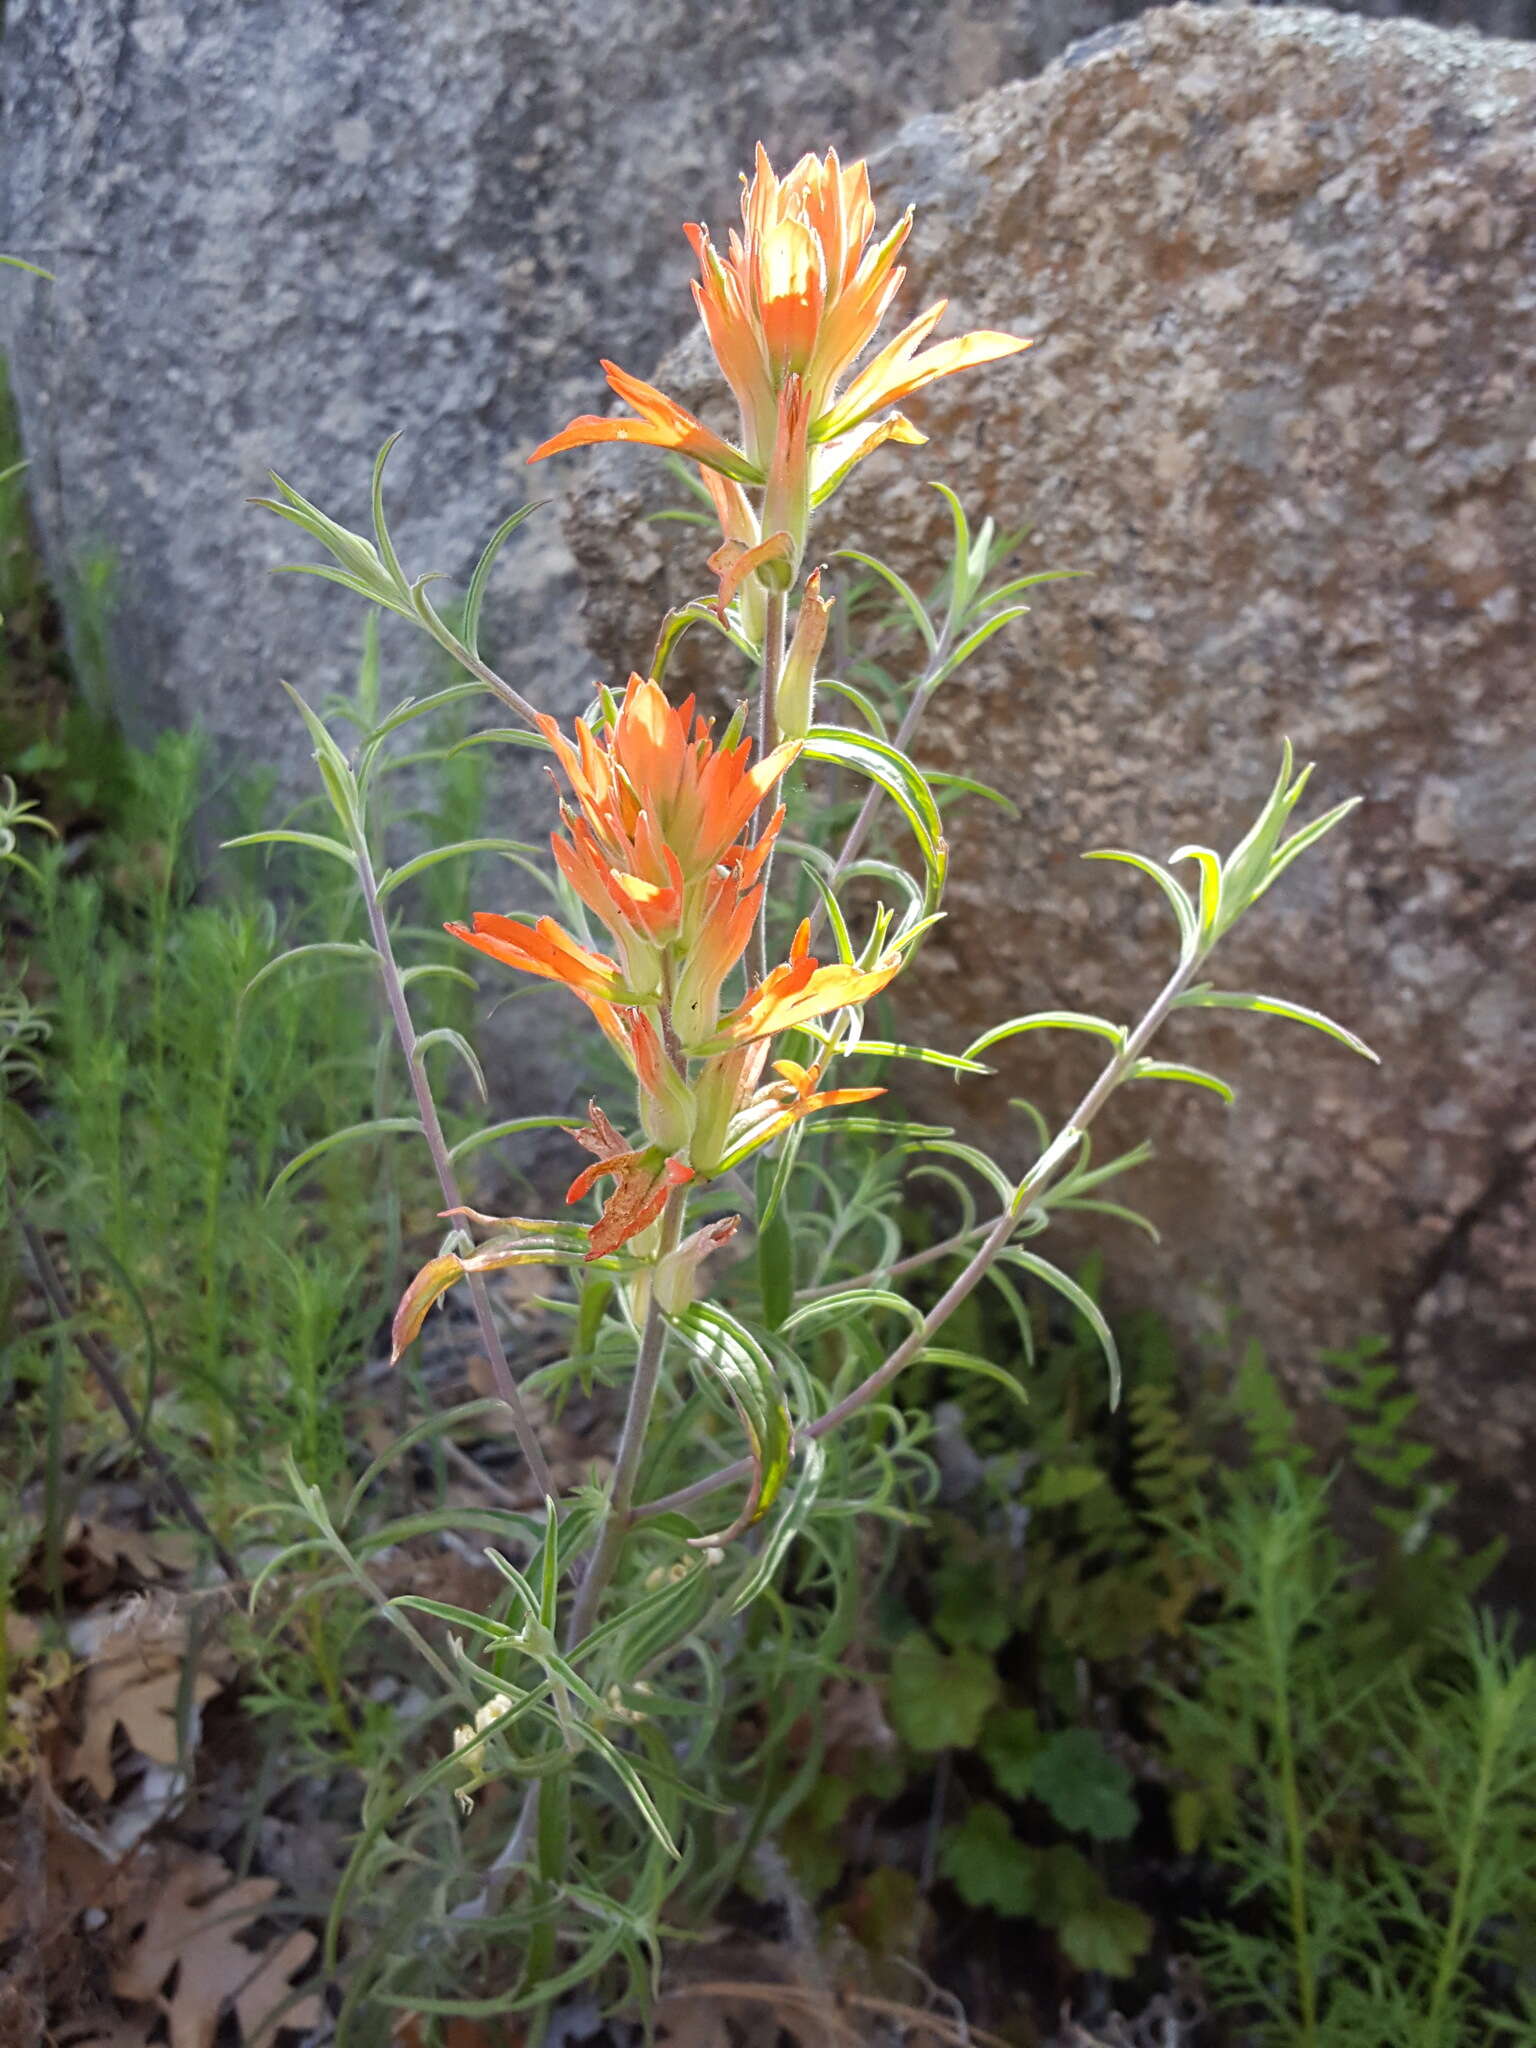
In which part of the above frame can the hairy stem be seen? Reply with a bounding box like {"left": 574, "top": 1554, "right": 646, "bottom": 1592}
{"left": 484, "top": 1183, "right": 689, "bottom": 1897}
{"left": 634, "top": 951, "right": 1196, "bottom": 1524}
{"left": 428, "top": 618, "right": 544, "bottom": 730}
{"left": 565, "top": 1184, "right": 689, "bottom": 1642}
{"left": 354, "top": 830, "right": 556, "bottom": 1501}
{"left": 751, "top": 588, "right": 788, "bottom": 981}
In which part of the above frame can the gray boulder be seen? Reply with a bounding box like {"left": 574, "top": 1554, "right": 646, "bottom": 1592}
{"left": 560, "top": 6, "right": 1536, "bottom": 1532}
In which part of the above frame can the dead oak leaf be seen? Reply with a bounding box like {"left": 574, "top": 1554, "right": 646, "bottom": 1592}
{"left": 111, "top": 1853, "right": 323, "bottom": 2048}
{"left": 66, "top": 1606, "right": 228, "bottom": 1800}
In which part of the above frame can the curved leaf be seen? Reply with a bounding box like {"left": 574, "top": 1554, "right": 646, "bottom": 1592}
{"left": 463, "top": 503, "right": 543, "bottom": 658}
{"left": 1175, "top": 987, "right": 1379, "bottom": 1062}
{"left": 1083, "top": 848, "right": 1197, "bottom": 958}
{"left": 267, "top": 1116, "right": 424, "bottom": 1201}
{"left": 1129, "top": 1058, "right": 1234, "bottom": 1103}
{"left": 221, "top": 828, "right": 356, "bottom": 868}
{"left": 413, "top": 1025, "right": 489, "bottom": 1103}
{"left": 804, "top": 725, "right": 945, "bottom": 892}
{"left": 669, "top": 1301, "right": 793, "bottom": 1544}
{"left": 240, "top": 940, "right": 378, "bottom": 1007}
{"left": 377, "top": 836, "right": 537, "bottom": 899}
{"left": 963, "top": 1011, "right": 1123, "bottom": 1065}
{"left": 1003, "top": 1249, "right": 1122, "bottom": 1407}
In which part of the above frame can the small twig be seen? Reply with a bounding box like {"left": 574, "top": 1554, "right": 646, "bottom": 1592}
{"left": 21, "top": 1220, "right": 242, "bottom": 1582}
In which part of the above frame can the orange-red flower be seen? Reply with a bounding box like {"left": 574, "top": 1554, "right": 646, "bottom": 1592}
{"left": 445, "top": 911, "right": 632, "bottom": 1001}
{"left": 528, "top": 146, "right": 1032, "bottom": 530}
{"left": 566, "top": 1102, "right": 694, "bottom": 1260}
{"left": 694, "top": 918, "right": 902, "bottom": 1053}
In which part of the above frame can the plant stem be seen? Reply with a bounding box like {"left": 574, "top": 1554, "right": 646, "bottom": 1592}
{"left": 1258, "top": 1522, "right": 1318, "bottom": 2047}
{"left": 751, "top": 589, "right": 788, "bottom": 982}
{"left": 1423, "top": 1657, "right": 1507, "bottom": 2044}
{"left": 633, "top": 951, "right": 1197, "bottom": 1524}
{"left": 482, "top": 1182, "right": 689, "bottom": 1898}
{"left": 353, "top": 830, "right": 556, "bottom": 1501}
{"left": 564, "top": 1184, "right": 688, "bottom": 1644}
{"left": 430, "top": 623, "right": 544, "bottom": 730}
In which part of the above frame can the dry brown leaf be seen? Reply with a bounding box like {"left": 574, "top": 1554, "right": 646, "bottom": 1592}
{"left": 111, "top": 1851, "right": 324, "bottom": 2048}
{"left": 66, "top": 1601, "right": 228, "bottom": 1800}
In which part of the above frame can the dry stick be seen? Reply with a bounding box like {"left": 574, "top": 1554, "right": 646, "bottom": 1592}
{"left": 353, "top": 831, "right": 556, "bottom": 1503}
{"left": 21, "top": 1220, "right": 242, "bottom": 1582}
{"left": 634, "top": 951, "right": 1197, "bottom": 1525}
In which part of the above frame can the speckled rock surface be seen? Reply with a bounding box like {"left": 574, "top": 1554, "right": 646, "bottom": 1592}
{"left": 561, "top": 7, "right": 1536, "bottom": 1527}
{"left": 0, "top": 0, "right": 1152, "bottom": 791}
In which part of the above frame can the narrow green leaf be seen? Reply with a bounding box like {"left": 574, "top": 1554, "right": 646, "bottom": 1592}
{"left": 1083, "top": 848, "right": 1198, "bottom": 957}
{"left": 266, "top": 1116, "right": 424, "bottom": 1200}
{"left": 369, "top": 432, "right": 407, "bottom": 591}
{"left": 1129, "top": 1058, "right": 1235, "bottom": 1103}
{"left": 755, "top": 1152, "right": 795, "bottom": 1332}
{"left": 822, "top": 1037, "right": 992, "bottom": 1076}
{"left": 833, "top": 548, "right": 937, "bottom": 653}
{"left": 377, "top": 836, "right": 536, "bottom": 899}
{"left": 803, "top": 725, "right": 945, "bottom": 888}
{"left": 1003, "top": 1249, "right": 1122, "bottom": 1406}
{"left": 444, "top": 726, "right": 553, "bottom": 759}
{"left": 0, "top": 253, "right": 55, "bottom": 280}
{"left": 448, "top": 1114, "right": 580, "bottom": 1165}
{"left": 413, "top": 1026, "right": 489, "bottom": 1103}
{"left": 462, "top": 503, "right": 542, "bottom": 658}
{"left": 670, "top": 1301, "right": 793, "bottom": 1538}
{"left": 1169, "top": 842, "right": 1223, "bottom": 946}
{"left": 917, "top": 1346, "right": 1030, "bottom": 1415}
{"left": 239, "top": 940, "right": 378, "bottom": 1007}
{"left": 962, "top": 1011, "right": 1123, "bottom": 1064}
{"left": 929, "top": 604, "right": 1032, "bottom": 689}
{"left": 221, "top": 829, "right": 356, "bottom": 868}
{"left": 1174, "top": 988, "right": 1379, "bottom": 1062}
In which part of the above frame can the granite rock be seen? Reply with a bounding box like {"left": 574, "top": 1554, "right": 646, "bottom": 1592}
{"left": 561, "top": 6, "right": 1536, "bottom": 1530}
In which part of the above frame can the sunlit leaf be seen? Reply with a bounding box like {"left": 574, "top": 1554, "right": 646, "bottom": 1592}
{"left": 1175, "top": 987, "right": 1379, "bottom": 1062}
{"left": 962, "top": 1011, "right": 1123, "bottom": 1065}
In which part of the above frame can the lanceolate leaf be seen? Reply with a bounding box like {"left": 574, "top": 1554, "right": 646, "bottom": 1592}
{"left": 462, "top": 503, "right": 543, "bottom": 658}
{"left": 377, "top": 837, "right": 537, "bottom": 899}
{"left": 1083, "top": 848, "right": 1198, "bottom": 958}
{"left": 804, "top": 725, "right": 946, "bottom": 893}
{"left": 222, "top": 828, "right": 357, "bottom": 868}
{"left": 670, "top": 1301, "right": 793, "bottom": 1544}
{"left": 391, "top": 1235, "right": 585, "bottom": 1360}
{"left": 1002, "top": 1248, "right": 1123, "bottom": 1407}
{"left": 239, "top": 940, "right": 378, "bottom": 1007}
{"left": 267, "top": 1116, "right": 425, "bottom": 1201}
{"left": 916, "top": 1346, "right": 1030, "bottom": 1415}
{"left": 1175, "top": 987, "right": 1380, "bottom": 1063}
{"left": 1129, "top": 1058, "right": 1235, "bottom": 1103}
{"left": 962, "top": 1011, "right": 1123, "bottom": 1065}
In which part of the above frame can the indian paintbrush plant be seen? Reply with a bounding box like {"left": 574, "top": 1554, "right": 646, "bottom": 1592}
{"left": 246, "top": 148, "right": 1378, "bottom": 2033}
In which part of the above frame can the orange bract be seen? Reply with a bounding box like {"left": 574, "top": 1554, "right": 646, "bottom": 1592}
{"left": 528, "top": 145, "right": 1032, "bottom": 520}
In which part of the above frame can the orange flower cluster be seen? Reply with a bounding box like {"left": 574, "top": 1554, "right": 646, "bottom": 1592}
{"left": 448, "top": 677, "right": 892, "bottom": 1256}
{"left": 530, "top": 146, "right": 1030, "bottom": 596}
